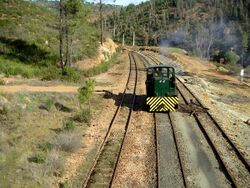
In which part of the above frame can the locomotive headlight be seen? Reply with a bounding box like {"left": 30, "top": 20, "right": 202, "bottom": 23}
{"left": 162, "top": 80, "right": 165, "bottom": 83}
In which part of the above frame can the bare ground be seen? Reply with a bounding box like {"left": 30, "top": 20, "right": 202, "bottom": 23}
{"left": 0, "top": 84, "right": 78, "bottom": 93}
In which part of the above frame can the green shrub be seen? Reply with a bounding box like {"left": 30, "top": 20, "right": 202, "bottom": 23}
{"left": 78, "top": 79, "right": 95, "bottom": 105}
{"left": 73, "top": 108, "right": 91, "bottom": 124}
{"left": 110, "top": 53, "right": 120, "bottom": 64}
{"left": 28, "top": 152, "right": 46, "bottom": 163}
{"left": 116, "top": 47, "right": 122, "bottom": 53}
{"left": 0, "top": 79, "right": 5, "bottom": 85}
{"left": 62, "top": 120, "right": 75, "bottom": 131}
{"left": 41, "top": 66, "right": 61, "bottom": 81}
{"left": 59, "top": 180, "right": 69, "bottom": 188}
{"left": 83, "top": 52, "right": 120, "bottom": 77}
{"left": 62, "top": 67, "right": 81, "bottom": 82}
{"left": 224, "top": 50, "right": 240, "bottom": 64}
{"left": 21, "top": 69, "right": 35, "bottom": 79}
{"left": 0, "top": 105, "right": 8, "bottom": 116}
{"left": 0, "top": 0, "right": 99, "bottom": 84}
{"left": 83, "top": 60, "right": 110, "bottom": 77}
{"left": 38, "top": 142, "right": 53, "bottom": 152}
{"left": 0, "top": 57, "right": 39, "bottom": 78}
{"left": 44, "top": 98, "right": 54, "bottom": 111}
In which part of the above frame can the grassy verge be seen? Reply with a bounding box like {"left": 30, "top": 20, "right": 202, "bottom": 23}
{"left": 0, "top": 56, "right": 83, "bottom": 82}
{"left": 82, "top": 52, "right": 121, "bottom": 77}
{"left": 70, "top": 147, "right": 98, "bottom": 187}
{"left": 0, "top": 48, "right": 121, "bottom": 82}
{"left": 0, "top": 77, "right": 100, "bottom": 187}
{"left": 0, "top": 56, "right": 40, "bottom": 78}
{"left": 0, "top": 92, "right": 91, "bottom": 187}
{"left": 70, "top": 94, "right": 105, "bottom": 187}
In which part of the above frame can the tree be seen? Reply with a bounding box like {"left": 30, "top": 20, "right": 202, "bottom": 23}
{"left": 59, "top": 0, "right": 64, "bottom": 70}
{"left": 63, "top": 0, "right": 82, "bottom": 67}
{"left": 100, "top": 0, "right": 104, "bottom": 45}
{"left": 240, "top": 28, "right": 248, "bottom": 55}
{"left": 224, "top": 50, "right": 240, "bottom": 64}
{"left": 98, "top": 0, "right": 116, "bottom": 45}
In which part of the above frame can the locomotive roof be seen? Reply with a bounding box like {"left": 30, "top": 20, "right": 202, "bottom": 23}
{"left": 146, "top": 64, "right": 175, "bottom": 69}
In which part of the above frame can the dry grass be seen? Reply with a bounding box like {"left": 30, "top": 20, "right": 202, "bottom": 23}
{"left": 52, "top": 132, "right": 83, "bottom": 152}
{"left": 45, "top": 150, "right": 65, "bottom": 175}
{"left": 0, "top": 92, "right": 85, "bottom": 187}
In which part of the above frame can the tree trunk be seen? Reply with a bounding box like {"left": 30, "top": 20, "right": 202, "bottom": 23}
{"left": 113, "top": 24, "right": 116, "bottom": 38}
{"left": 69, "top": 37, "right": 73, "bottom": 67}
{"left": 65, "top": 11, "right": 70, "bottom": 67}
{"left": 132, "top": 32, "right": 135, "bottom": 46}
{"left": 59, "top": 0, "right": 64, "bottom": 70}
{"left": 100, "top": 0, "right": 103, "bottom": 45}
{"left": 143, "top": 27, "right": 149, "bottom": 46}
{"left": 122, "top": 33, "right": 125, "bottom": 46}
{"left": 206, "top": 35, "right": 213, "bottom": 57}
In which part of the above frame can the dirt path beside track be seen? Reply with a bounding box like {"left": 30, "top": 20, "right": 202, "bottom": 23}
{"left": 0, "top": 84, "right": 78, "bottom": 93}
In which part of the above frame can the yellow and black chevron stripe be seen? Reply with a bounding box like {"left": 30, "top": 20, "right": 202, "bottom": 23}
{"left": 146, "top": 96, "right": 178, "bottom": 112}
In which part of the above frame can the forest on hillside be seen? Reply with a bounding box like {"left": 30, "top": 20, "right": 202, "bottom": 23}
{"left": 1, "top": 0, "right": 250, "bottom": 68}
{"left": 0, "top": 0, "right": 100, "bottom": 80}
{"left": 106, "top": 0, "right": 250, "bottom": 65}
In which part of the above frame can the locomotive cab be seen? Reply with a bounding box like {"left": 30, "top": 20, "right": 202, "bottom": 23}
{"left": 146, "top": 65, "right": 178, "bottom": 112}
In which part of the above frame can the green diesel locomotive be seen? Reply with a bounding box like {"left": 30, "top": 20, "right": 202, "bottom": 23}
{"left": 146, "top": 65, "right": 178, "bottom": 112}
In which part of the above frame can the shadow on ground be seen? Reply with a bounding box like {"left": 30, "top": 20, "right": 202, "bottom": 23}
{"left": 97, "top": 90, "right": 207, "bottom": 114}
{"left": 97, "top": 90, "right": 148, "bottom": 111}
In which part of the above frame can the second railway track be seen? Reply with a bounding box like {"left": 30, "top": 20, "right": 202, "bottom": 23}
{"left": 82, "top": 52, "right": 138, "bottom": 188}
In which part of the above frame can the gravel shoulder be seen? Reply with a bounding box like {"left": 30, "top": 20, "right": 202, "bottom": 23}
{"left": 170, "top": 112, "right": 231, "bottom": 188}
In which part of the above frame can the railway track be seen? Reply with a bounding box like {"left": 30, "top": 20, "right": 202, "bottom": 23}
{"left": 110, "top": 52, "right": 157, "bottom": 187}
{"left": 82, "top": 52, "right": 138, "bottom": 188}
{"left": 136, "top": 51, "right": 186, "bottom": 187}
{"left": 137, "top": 51, "right": 187, "bottom": 187}
{"left": 154, "top": 112, "right": 187, "bottom": 187}
{"left": 141, "top": 51, "right": 250, "bottom": 187}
